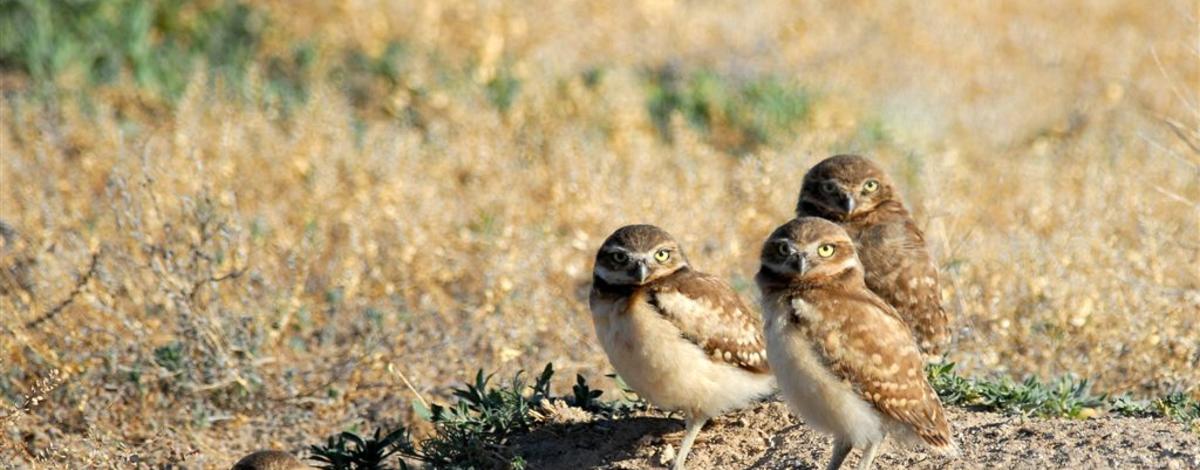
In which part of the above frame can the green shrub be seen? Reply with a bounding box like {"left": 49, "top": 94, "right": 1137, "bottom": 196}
{"left": 310, "top": 426, "right": 416, "bottom": 470}
{"left": 0, "top": 0, "right": 266, "bottom": 100}
{"left": 928, "top": 362, "right": 1199, "bottom": 426}
{"left": 485, "top": 64, "right": 521, "bottom": 112}
{"left": 152, "top": 342, "right": 185, "bottom": 373}
{"left": 646, "top": 66, "right": 813, "bottom": 153}
{"left": 310, "top": 363, "right": 649, "bottom": 469}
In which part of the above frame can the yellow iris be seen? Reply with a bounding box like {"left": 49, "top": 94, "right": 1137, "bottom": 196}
{"left": 817, "top": 244, "right": 836, "bottom": 258}
{"left": 654, "top": 249, "right": 670, "bottom": 262}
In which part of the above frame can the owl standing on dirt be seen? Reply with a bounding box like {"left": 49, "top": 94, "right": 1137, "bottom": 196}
{"left": 795, "top": 154, "right": 950, "bottom": 356}
{"left": 589, "top": 224, "right": 775, "bottom": 470}
{"left": 756, "top": 217, "right": 958, "bottom": 469}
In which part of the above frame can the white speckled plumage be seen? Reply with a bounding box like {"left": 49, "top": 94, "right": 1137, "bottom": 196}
{"left": 590, "top": 224, "right": 775, "bottom": 469}
{"left": 757, "top": 218, "right": 958, "bottom": 470}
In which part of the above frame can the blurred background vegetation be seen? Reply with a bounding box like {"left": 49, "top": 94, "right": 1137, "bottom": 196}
{"left": 0, "top": 0, "right": 819, "bottom": 153}
{"left": 1, "top": 0, "right": 1197, "bottom": 467}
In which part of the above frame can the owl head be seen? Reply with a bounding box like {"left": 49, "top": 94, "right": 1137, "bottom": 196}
{"left": 594, "top": 224, "right": 690, "bottom": 286}
{"left": 758, "top": 217, "right": 862, "bottom": 287}
{"left": 795, "top": 154, "right": 899, "bottom": 221}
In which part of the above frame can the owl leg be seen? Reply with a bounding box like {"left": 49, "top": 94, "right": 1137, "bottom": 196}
{"left": 825, "top": 439, "right": 852, "bottom": 470}
{"left": 672, "top": 414, "right": 707, "bottom": 470}
{"left": 855, "top": 437, "right": 884, "bottom": 470}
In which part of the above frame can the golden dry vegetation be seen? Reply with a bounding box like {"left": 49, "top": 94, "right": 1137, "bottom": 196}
{"left": 1, "top": 0, "right": 1198, "bottom": 467}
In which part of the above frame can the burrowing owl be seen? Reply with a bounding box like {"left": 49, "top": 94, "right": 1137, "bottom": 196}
{"left": 590, "top": 224, "right": 775, "bottom": 470}
{"left": 757, "top": 218, "right": 958, "bottom": 469}
{"left": 231, "top": 450, "right": 308, "bottom": 470}
{"left": 796, "top": 154, "right": 950, "bottom": 355}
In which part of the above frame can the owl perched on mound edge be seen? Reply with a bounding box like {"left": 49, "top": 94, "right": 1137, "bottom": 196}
{"left": 589, "top": 225, "right": 775, "bottom": 470}
{"left": 796, "top": 154, "right": 950, "bottom": 356}
{"left": 756, "top": 217, "right": 958, "bottom": 470}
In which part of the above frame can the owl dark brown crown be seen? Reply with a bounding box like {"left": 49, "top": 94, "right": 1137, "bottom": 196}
{"left": 757, "top": 217, "right": 863, "bottom": 291}
{"left": 599, "top": 224, "right": 679, "bottom": 254}
{"left": 796, "top": 154, "right": 900, "bottom": 221}
{"left": 764, "top": 217, "right": 852, "bottom": 247}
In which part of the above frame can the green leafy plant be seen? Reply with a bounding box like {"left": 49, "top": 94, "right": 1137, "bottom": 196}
{"left": 1108, "top": 394, "right": 1154, "bottom": 417}
{"left": 0, "top": 0, "right": 266, "bottom": 101}
{"left": 1155, "top": 392, "right": 1200, "bottom": 425}
{"left": 646, "top": 67, "right": 812, "bottom": 153}
{"left": 152, "top": 342, "right": 185, "bottom": 373}
{"left": 569, "top": 374, "right": 604, "bottom": 412}
{"left": 309, "top": 363, "right": 653, "bottom": 469}
{"left": 0, "top": 1, "right": 400, "bottom": 115}
{"left": 928, "top": 362, "right": 1104, "bottom": 418}
{"left": 416, "top": 364, "right": 554, "bottom": 468}
{"left": 486, "top": 64, "right": 521, "bottom": 112}
{"left": 928, "top": 362, "right": 1198, "bottom": 427}
{"left": 309, "top": 426, "right": 417, "bottom": 470}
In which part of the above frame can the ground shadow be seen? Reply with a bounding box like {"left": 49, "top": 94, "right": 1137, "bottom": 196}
{"left": 513, "top": 416, "right": 680, "bottom": 468}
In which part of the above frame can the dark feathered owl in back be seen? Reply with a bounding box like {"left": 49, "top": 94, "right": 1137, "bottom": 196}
{"left": 795, "top": 154, "right": 950, "bottom": 356}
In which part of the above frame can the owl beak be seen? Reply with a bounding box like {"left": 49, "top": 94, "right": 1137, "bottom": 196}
{"left": 839, "top": 191, "right": 857, "bottom": 215}
{"left": 787, "top": 251, "right": 807, "bottom": 275}
{"left": 634, "top": 260, "right": 650, "bottom": 283}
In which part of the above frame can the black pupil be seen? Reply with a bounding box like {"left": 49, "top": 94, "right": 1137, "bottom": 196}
{"left": 613, "top": 253, "right": 626, "bottom": 262}
{"left": 823, "top": 183, "right": 836, "bottom": 193}
{"left": 777, "top": 243, "right": 789, "bottom": 255}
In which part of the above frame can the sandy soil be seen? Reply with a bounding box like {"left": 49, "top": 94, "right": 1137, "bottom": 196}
{"left": 514, "top": 400, "right": 1199, "bottom": 469}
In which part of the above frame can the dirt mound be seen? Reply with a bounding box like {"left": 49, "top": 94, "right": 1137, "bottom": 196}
{"left": 513, "top": 400, "right": 1199, "bottom": 469}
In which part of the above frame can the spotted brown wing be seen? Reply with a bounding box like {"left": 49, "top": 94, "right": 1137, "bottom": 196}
{"left": 647, "top": 269, "right": 771, "bottom": 374}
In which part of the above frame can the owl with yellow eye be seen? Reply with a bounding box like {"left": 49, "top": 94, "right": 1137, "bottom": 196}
{"left": 796, "top": 154, "right": 951, "bottom": 357}
{"left": 589, "top": 224, "right": 775, "bottom": 469}
{"left": 758, "top": 217, "right": 958, "bottom": 469}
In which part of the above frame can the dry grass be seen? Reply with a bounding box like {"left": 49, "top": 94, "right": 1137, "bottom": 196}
{"left": 1, "top": 0, "right": 1198, "bottom": 467}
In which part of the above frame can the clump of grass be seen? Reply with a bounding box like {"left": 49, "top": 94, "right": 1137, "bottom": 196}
{"left": 568, "top": 374, "right": 605, "bottom": 412}
{"left": 1155, "top": 392, "right": 1200, "bottom": 425}
{"left": 1109, "top": 392, "right": 1200, "bottom": 432}
{"left": 152, "top": 342, "right": 186, "bottom": 374}
{"left": 485, "top": 63, "right": 521, "bottom": 113}
{"left": 310, "top": 427, "right": 417, "bottom": 470}
{"left": 0, "top": 2, "right": 404, "bottom": 116}
{"left": 0, "top": 0, "right": 265, "bottom": 101}
{"left": 928, "top": 362, "right": 1200, "bottom": 428}
{"left": 310, "top": 364, "right": 642, "bottom": 469}
{"left": 0, "top": 368, "right": 65, "bottom": 427}
{"left": 334, "top": 40, "right": 415, "bottom": 119}
{"left": 415, "top": 363, "right": 566, "bottom": 468}
{"left": 646, "top": 67, "right": 813, "bottom": 153}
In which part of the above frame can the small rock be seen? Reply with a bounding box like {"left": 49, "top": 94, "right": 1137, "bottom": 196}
{"left": 610, "top": 461, "right": 640, "bottom": 470}
{"left": 658, "top": 443, "right": 676, "bottom": 466}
